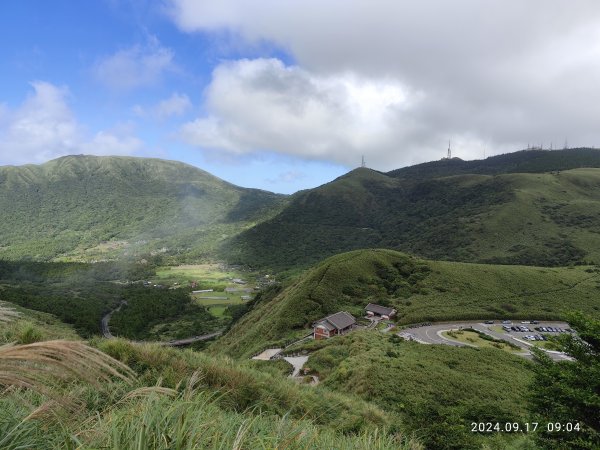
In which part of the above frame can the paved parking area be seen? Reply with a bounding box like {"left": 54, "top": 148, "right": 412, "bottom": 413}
{"left": 399, "top": 320, "right": 572, "bottom": 361}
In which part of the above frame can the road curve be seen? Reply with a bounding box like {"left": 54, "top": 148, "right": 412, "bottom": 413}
{"left": 165, "top": 331, "right": 223, "bottom": 346}
{"left": 101, "top": 300, "right": 127, "bottom": 339}
{"left": 100, "top": 300, "right": 222, "bottom": 346}
{"left": 399, "top": 320, "right": 572, "bottom": 361}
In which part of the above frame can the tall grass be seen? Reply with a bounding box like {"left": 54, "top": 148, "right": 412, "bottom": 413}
{"left": 0, "top": 340, "right": 134, "bottom": 406}
{"left": 0, "top": 338, "right": 423, "bottom": 449}
{"left": 0, "top": 340, "right": 136, "bottom": 449}
{"left": 83, "top": 388, "right": 422, "bottom": 450}
{"left": 96, "top": 338, "right": 395, "bottom": 433}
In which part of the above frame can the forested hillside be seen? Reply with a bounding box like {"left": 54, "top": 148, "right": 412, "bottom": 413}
{"left": 226, "top": 149, "right": 600, "bottom": 270}
{"left": 0, "top": 155, "right": 286, "bottom": 261}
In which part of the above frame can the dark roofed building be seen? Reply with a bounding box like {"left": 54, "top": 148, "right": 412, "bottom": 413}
{"left": 365, "top": 303, "right": 396, "bottom": 319}
{"left": 313, "top": 311, "right": 356, "bottom": 340}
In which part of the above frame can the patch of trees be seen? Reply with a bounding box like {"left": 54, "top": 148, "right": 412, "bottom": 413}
{"left": 109, "top": 286, "right": 216, "bottom": 340}
{"left": 0, "top": 284, "right": 119, "bottom": 337}
{"left": 529, "top": 313, "right": 600, "bottom": 449}
{"left": 0, "top": 260, "right": 157, "bottom": 336}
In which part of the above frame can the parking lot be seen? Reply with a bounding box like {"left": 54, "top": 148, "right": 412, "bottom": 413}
{"left": 398, "top": 320, "right": 573, "bottom": 361}
{"left": 494, "top": 320, "right": 572, "bottom": 343}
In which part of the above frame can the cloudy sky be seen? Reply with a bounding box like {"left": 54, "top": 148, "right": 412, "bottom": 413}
{"left": 1, "top": 1, "right": 600, "bottom": 193}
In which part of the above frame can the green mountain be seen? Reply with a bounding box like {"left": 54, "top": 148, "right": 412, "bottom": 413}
{"left": 0, "top": 155, "right": 286, "bottom": 261}
{"left": 215, "top": 249, "right": 600, "bottom": 359}
{"left": 225, "top": 148, "right": 600, "bottom": 270}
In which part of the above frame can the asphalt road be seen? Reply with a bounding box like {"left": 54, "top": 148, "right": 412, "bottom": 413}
{"left": 399, "top": 320, "right": 572, "bottom": 361}
{"left": 100, "top": 300, "right": 222, "bottom": 346}
{"left": 101, "top": 300, "right": 127, "bottom": 339}
{"left": 165, "top": 331, "right": 223, "bottom": 346}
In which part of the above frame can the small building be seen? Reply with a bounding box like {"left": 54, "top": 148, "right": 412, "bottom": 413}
{"left": 313, "top": 311, "right": 356, "bottom": 340}
{"left": 365, "top": 303, "right": 396, "bottom": 320}
{"left": 225, "top": 287, "right": 253, "bottom": 293}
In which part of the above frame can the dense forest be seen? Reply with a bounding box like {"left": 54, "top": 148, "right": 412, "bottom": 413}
{"left": 0, "top": 259, "right": 219, "bottom": 340}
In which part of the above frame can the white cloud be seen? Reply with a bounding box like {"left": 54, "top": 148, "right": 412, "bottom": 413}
{"left": 155, "top": 92, "right": 192, "bottom": 118}
{"left": 93, "top": 37, "right": 175, "bottom": 91}
{"left": 0, "top": 82, "right": 142, "bottom": 165}
{"left": 168, "top": 0, "right": 600, "bottom": 169}
{"left": 180, "top": 58, "right": 458, "bottom": 167}
{"left": 265, "top": 170, "right": 306, "bottom": 184}
{"left": 133, "top": 92, "right": 192, "bottom": 119}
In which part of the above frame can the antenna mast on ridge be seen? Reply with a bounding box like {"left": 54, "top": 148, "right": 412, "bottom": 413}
{"left": 361, "top": 155, "right": 366, "bottom": 168}
{"left": 447, "top": 140, "right": 452, "bottom": 159}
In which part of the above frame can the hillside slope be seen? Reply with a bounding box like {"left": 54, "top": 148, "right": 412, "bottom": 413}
{"left": 226, "top": 150, "right": 600, "bottom": 270}
{"left": 0, "top": 155, "right": 286, "bottom": 261}
{"left": 301, "top": 331, "right": 535, "bottom": 449}
{"left": 2, "top": 334, "right": 415, "bottom": 450}
{"left": 215, "top": 249, "right": 600, "bottom": 358}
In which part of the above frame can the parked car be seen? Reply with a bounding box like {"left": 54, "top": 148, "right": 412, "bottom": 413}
{"left": 484, "top": 320, "right": 494, "bottom": 324}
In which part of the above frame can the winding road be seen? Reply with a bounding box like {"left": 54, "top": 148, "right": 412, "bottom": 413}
{"left": 399, "top": 320, "right": 572, "bottom": 361}
{"left": 100, "top": 301, "right": 223, "bottom": 346}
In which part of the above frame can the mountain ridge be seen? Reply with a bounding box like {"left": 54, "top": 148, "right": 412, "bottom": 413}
{"left": 225, "top": 148, "right": 600, "bottom": 270}
{"left": 387, "top": 147, "right": 600, "bottom": 179}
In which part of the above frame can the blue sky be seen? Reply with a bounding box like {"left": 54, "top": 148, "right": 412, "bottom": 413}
{"left": 2, "top": 1, "right": 600, "bottom": 193}
{"left": 0, "top": 0, "right": 346, "bottom": 193}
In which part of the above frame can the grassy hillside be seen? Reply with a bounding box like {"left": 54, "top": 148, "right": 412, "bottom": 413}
{"left": 0, "top": 155, "right": 286, "bottom": 261}
{"left": 0, "top": 300, "right": 79, "bottom": 344}
{"left": 295, "top": 331, "right": 535, "bottom": 450}
{"left": 215, "top": 249, "right": 600, "bottom": 358}
{"left": 226, "top": 154, "right": 600, "bottom": 270}
{"left": 2, "top": 273, "right": 595, "bottom": 449}
{"left": 1, "top": 337, "right": 420, "bottom": 450}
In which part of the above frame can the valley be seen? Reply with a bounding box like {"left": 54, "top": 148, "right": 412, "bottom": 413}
{"left": 2, "top": 150, "right": 600, "bottom": 449}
